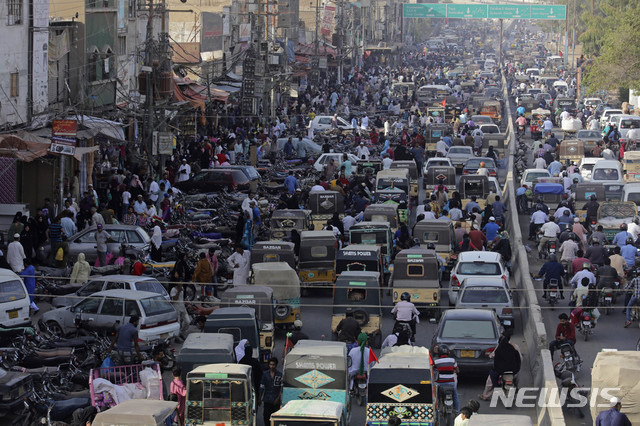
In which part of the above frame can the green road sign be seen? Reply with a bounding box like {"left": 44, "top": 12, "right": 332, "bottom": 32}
{"left": 488, "top": 4, "right": 531, "bottom": 19}
{"left": 446, "top": 3, "right": 487, "bottom": 19}
{"left": 530, "top": 5, "right": 566, "bottom": 20}
{"left": 402, "top": 3, "right": 446, "bottom": 18}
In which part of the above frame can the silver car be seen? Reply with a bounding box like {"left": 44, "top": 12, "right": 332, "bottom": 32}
{"left": 51, "top": 275, "right": 169, "bottom": 308}
{"left": 39, "top": 224, "right": 150, "bottom": 263}
{"left": 455, "top": 277, "right": 514, "bottom": 328}
{"left": 40, "top": 289, "right": 180, "bottom": 342}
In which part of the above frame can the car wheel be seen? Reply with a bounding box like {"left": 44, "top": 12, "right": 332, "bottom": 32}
{"left": 46, "top": 321, "right": 65, "bottom": 337}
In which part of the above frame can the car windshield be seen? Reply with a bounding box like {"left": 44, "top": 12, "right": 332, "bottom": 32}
{"left": 458, "top": 262, "right": 501, "bottom": 275}
{"left": 467, "top": 159, "right": 496, "bottom": 168}
{"left": 449, "top": 147, "right": 470, "bottom": 154}
{"left": 482, "top": 126, "right": 500, "bottom": 134}
{"left": 461, "top": 287, "right": 509, "bottom": 303}
{"left": 592, "top": 168, "right": 620, "bottom": 181}
{"left": 526, "top": 172, "right": 550, "bottom": 182}
{"left": 577, "top": 130, "right": 599, "bottom": 138}
{"left": 0, "top": 280, "right": 26, "bottom": 303}
{"left": 135, "top": 280, "right": 166, "bottom": 295}
{"left": 441, "top": 319, "right": 497, "bottom": 339}
{"left": 626, "top": 193, "right": 640, "bottom": 204}
{"left": 140, "top": 297, "right": 174, "bottom": 316}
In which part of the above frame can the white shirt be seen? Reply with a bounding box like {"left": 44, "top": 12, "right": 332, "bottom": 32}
{"left": 310, "top": 185, "right": 325, "bottom": 191}
{"left": 382, "top": 157, "right": 393, "bottom": 170}
{"left": 476, "top": 167, "right": 489, "bottom": 176}
{"left": 560, "top": 111, "right": 570, "bottom": 122}
{"left": 531, "top": 210, "right": 548, "bottom": 224}
{"left": 342, "top": 215, "right": 357, "bottom": 232}
{"left": 391, "top": 300, "right": 420, "bottom": 322}
{"left": 122, "top": 191, "right": 131, "bottom": 205}
{"left": 228, "top": 251, "right": 251, "bottom": 285}
{"left": 627, "top": 129, "right": 640, "bottom": 141}
{"left": 602, "top": 149, "right": 616, "bottom": 160}
{"left": 541, "top": 221, "right": 561, "bottom": 237}
{"left": 148, "top": 181, "right": 160, "bottom": 202}
{"left": 177, "top": 163, "right": 191, "bottom": 182}
{"left": 629, "top": 222, "right": 640, "bottom": 241}
{"left": 436, "top": 140, "right": 449, "bottom": 156}
{"left": 361, "top": 116, "right": 369, "bottom": 129}
{"left": 356, "top": 146, "right": 370, "bottom": 160}
{"left": 7, "top": 241, "right": 25, "bottom": 272}
{"left": 554, "top": 206, "right": 571, "bottom": 219}
{"left": 534, "top": 157, "right": 547, "bottom": 169}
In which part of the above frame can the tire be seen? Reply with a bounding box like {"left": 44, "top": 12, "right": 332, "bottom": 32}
{"left": 584, "top": 331, "right": 589, "bottom": 342}
{"left": 357, "top": 388, "right": 364, "bottom": 406}
{"left": 184, "top": 284, "right": 196, "bottom": 301}
{"left": 274, "top": 305, "right": 291, "bottom": 320}
{"left": 46, "top": 321, "right": 64, "bottom": 337}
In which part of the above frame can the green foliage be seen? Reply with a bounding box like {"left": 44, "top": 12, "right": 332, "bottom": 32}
{"left": 582, "top": 0, "right": 640, "bottom": 93}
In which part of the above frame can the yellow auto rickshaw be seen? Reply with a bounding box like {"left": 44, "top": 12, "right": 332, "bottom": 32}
{"left": 390, "top": 248, "right": 442, "bottom": 319}
{"left": 252, "top": 262, "right": 301, "bottom": 328}
{"left": 559, "top": 140, "right": 584, "bottom": 163}
{"left": 390, "top": 160, "right": 419, "bottom": 200}
{"left": 298, "top": 230, "right": 337, "bottom": 290}
{"left": 412, "top": 220, "right": 456, "bottom": 273}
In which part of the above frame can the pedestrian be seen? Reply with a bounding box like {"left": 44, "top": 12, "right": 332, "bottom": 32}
{"left": 205, "top": 247, "right": 220, "bottom": 300}
{"left": 108, "top": 315, "right": 142, "bottom": 365}
{"left": 20, "top": 258, "right": 38, "bottom": 312}
{"left": 193, "top": 251, "right": 213, "bottom": 296}
{"left": 595, "top": 397, "right": 631, "bottom": 426}
{"left": 150, "top": 225, "right": 163, "bottom": 262}
{"left": 95, "top": 224, "right": 112, "bottom": 267}
{"left": 170, "top": 283, "right": 190, "bottom": 343}
{"left": 6, "top": 233, "right": 25, "bottom": 273}
{"left": 170, "top": 367, "right": 187, "bottom": 425}
{"left": 228, "top": 245, "right": 251, "bottom": 285}
{"left": 259, "top": 357, "right": 283, "bottom": 426}
{"left": 46, "top": 216, "right": 63, "bottom": 265}
{"left": 70, "top": 252, "right": 91, "bottom": 284}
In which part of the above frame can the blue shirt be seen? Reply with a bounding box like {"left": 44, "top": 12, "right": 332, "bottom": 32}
{"left": 613, "top": 231, "right": 632, "bottom": 248}
{"left": 492, "top": 201, "right": 507, "bottom": 216}
{"left": 595, "top": 407, "right": 632, "bottom": 426}
{"left": 483, "top": 222, "right": 500, "bottom": 241}
{"left": 260, "top": 369, "right": 283, "bottom": 404}
{"left": 342, "top": 160, "right": 353, "bottom": 177}
{"left": 283, "top": 175, "right": 298, "bottom": 194}
{"left": 516, "top": 187, "right": 527, "bottom": 196}
{"left": 464, "top": 201, "right": 480, "bottom": 214}
{"left": 538, "top": 261, "right": 565, "bottom": 283}
{"left": 516, "top": 106, "right": 525, "bottom": 116}
{"left": 20, "top": 265, "right": 36, "bottom": 295}
{"left": 60, "top": 216, "right": 77, "bottom": 238}
{"left": 621, "top": 244, "right": 637, "bottom": 267}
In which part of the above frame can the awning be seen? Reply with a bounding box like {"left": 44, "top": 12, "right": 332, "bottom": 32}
{"left": 0, "top": 130, "right": 50, "bottom": 162}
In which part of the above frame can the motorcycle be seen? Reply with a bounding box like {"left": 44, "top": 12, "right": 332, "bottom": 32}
{"left": 559, "top": 371, "right": 586, "bottom": 418}
{"left": 538, "top": 237, "right": 557, "bottom": 259}
{"left": 600, "top": 288, "right": 614, "bottom": 315}
{"left": 352, "top": 372, "right": 368, "bottom": 406}
{"left": 576, "top": 310, "right": 594, "bottom": 341}
{"left": 554, "top": 341, "right": 582, "bottom": 376}
{"left": 438, "top": 386, "right": 456, "bottom": 426}
{"left": 547, "top": 279, "right": 559, "bottom": 307}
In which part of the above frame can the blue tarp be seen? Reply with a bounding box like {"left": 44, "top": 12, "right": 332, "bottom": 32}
{"left": 534, "top": 183, "right": 565, "bottom": 194}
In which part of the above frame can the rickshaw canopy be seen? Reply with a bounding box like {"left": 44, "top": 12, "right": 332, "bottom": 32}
{"left": 425, "top": 166, "right": 457, "bottom": 190}
{"left": 469, "top": 414, "right": 534, "bottom": 425}
{"left": 220, "top": 285, "right": 274, "bottom": 325}
{"left": 356, "top": 159, "right": 382, "bottom": 176}
{"left": 308, "top": 190, "right": 344, "bottom": 215}
{"left": 250, "top": 241, "right": 296, "bottom": 270}
{"left": 459, "top": 175, "right": 490, "bottom": 199}
{"left": 390, "top": 160, "right": 419, "bottom": 181}
{"left": 332, "top": 271, "right": 381, "bottom": 316}
{"left": 92, "top": 400, "right": 178, "bottom": 426}
{"left": 283, "top": 340, "right": 347, "bottom": 389}
{"left": 392, "top": 248, "right": 440, "bottom": 288}
{"left": 559, "top": 140, "right": 584, "bottom": 160}
{"left": 363, "top": 205, "right": 399, "bottom": 229}
{"left": 299, "top": 230, "right": 337, "bottom": 266}
{"left": 574, "top": 183, "right": 606, "bottom": 201}
{"left": 271, "top": 400, "right": 343, "bottom": 422}
{"left": 252, "top": 262, "right": 300, "bottom": 300}
{"left": 413, "top": 221, "right": 454, "bottom": 250}
{"left": 335, "top": 244, "right": 382, "bottom": 274}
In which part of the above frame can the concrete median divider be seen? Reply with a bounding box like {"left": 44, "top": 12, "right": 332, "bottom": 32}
{"left": 501, "top": 70, "right": 565, "bottom": 426}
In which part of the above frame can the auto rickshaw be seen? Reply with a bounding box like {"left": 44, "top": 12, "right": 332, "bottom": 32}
{"left": 412, "top": 220, "right": 456, "bottom": 272}
{"left": 624, "top": 151, "right": 640, "bottom": 182}
{"left": 390, "top": 248, "right": 442, "bottom": 319}
{"left": 331, "top": 271, "right": 382, "bottom": 348}
{"left": 177, "top": 333, "right": 235, "bottom": 377}
{"left": 533, "top": 183, "right": 565, "bottom": 213}
{"left": 559, "top": 140, "right": 584, "bottom": 163}
{"left": 479, "top": 99, "right": 502, "bottom": 124}
{"left": 574, "top": 183, "right": 606, "bottom": 221}
{"left": 185, "top": 364, "right": 257, "bottom": 426}
{"left": 269, "top": 209, "right": 312, "bottom": 240}
{"left": 220, "top": 285, "right": 274, "bottom": 363}
{"left": 298, "top": 230, "right": 337, "bottom": 290}
{"left": 390, "top": 160, "right": 419, "bottom": 200}
{"left": 250, "top": 241, "right": 296, "bottom": 270}
{"left": 363, "top": 204, "right": 399, "bottom": 232}
{"left": 308, "top": 190, "right": 345, "bottom": 230}
{"left": 376, "top": 168, "right": 411, "bottom": 222}
{"left": 459, "top": 175, "right": 491, "bottom": 209}
{"left": 530, "top": 108, "right": 551, "bottom": 139}
{"left": 282, "top": 340, "right": 350, "bottom": 421}
{"left": 356, "top": 159, "right": 382, "bottom": 177}
{"left": 348, "top": 222, "right": 393, "bottom": 275}
{"left": 425, "top": 123, "right": 450, "bottom": 157}
{"left": 92, "top": 400, "right": 179, "bottom": 426}
{"left": 270, "top": 400, "right": 346, "bottom": 426}
{"left": 483, "top": 133, "right": 507, "bottom": 157}
{"left": 335, "top": 244, "right": 383, "bottom": 288}
{"left": 203, "top": 307, "right": 260, "bottom": 361}
{"left": 252, "top": 262, "right": 301, "bottom": 329}
{"left": 366, "top": 346, "right": 435, "bottom": 426}
{"left": 424, "top": 165, "right": 457, "bottom": 192}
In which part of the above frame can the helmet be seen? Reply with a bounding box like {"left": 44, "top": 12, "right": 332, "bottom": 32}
{"left": 479, "top": 162, "right": 486, "bottom": 167}
{"left": 568, "top": 232, "right": 577, "bottom": 240}
{"left": 401, "top": 292, "right": 411, "bottom": 302}
{"left": 592, "top": 237, "right": 599, "bottom": 244}
{"left": 590, "top": 195, "right": 597, "bottom": 201}
{"left": 551, "top": 133, "right": 555, "bottom": 138}
{"left": 436, "top": 344, "right": 450, "bottom": 356}
{"left": 627, "top": 237, "right": 635, "bottom": 245}
{"left": 583, "top": 262, "right": 591, "bottom": 270}
{"left": 549, "top": 254, "right": 557, "bottom": 262}
{"left": 621, "top": 223, "right": 628, "bottom": 231}
{"left": 563, "top": 210, "right": 570, "bottom": 216}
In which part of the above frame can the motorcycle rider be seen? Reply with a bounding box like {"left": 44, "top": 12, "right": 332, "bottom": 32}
{"left": 624, "top": 269, "right": 640, "bottom": 328}
{"left": 559, "top": 233, "right": 579, "bottom": 271}
{"left": 613, "top": 223, "right": 632, "bottom": 248}
{"left": 570, "top": 262, "right": 596, "bottom": 289}
{"left": 391, "top": 292, "right": 420, "bottom": 342}
{"left": 336, "top": 308, "right": 361, "bottom": 344}
{"left": 433, "top": 344, "right": 460, "bottom": 413}
{"left": 621, "top": 237, "right": 637, "bottom": 268}
{"left": 583, "top": 195, "right": 600, "bottom": 230}
{"left": 589, "top": 225, "right": 608, "bottom": 245}
{"left": 585, "top": 237, "right": 607, "bottom": 267}
{"left": 538, "top": 216, "right": 560, "bottom": 256}
{"left": 529, "top": 205, "right": 548, "bottom": 241}
{"left": 597, "top": 257, "right": 622, "bottom": 291}
{"left": 571, "top": 250, "right": 592, "bottom": 277}
{"left": 533, "top": 254, "right": 565, "bottom": 299}
{"left": 572, "top": 218, "right": 589, "bottom": 249}
{"left": 557, "top": 209, "right": 573, "bottom": 231}
{"left": 479, "top": 332, "right": 521, "bottom": 401}
{"left": 549, "top": 313, "right": 576, "bottom": 359}
{"left": 610, "top": 246, "right": 627, "bottom": 284}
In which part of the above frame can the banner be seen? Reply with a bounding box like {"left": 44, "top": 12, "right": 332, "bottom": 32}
{"left": 50, "top": 119, "right": 77, "bottom": 156}
{"left": 320, "top": 1, "right": 336, "bottom": 39}
{"left": 201, "top": 12, "right": 223, "bottom": 52}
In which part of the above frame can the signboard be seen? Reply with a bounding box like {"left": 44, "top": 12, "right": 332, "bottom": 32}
{"left": 154, "top": 131, "right": 173, "bottom": 155}
{"left": 239, "top": 23, "right": 251, "bottom": 42}
{"left": 403, "top": 3, "right": 566, "bottom": 20}
{"left": 320, "top": 1, "right": 336, "bottom": 38}
{"left": 201, "top": 12, "right": 223, "bottom": 52}
{"left": 446, "top": 4, "right": 487, "bottom": 19}
{"left": 50, "top": 119, "right": 77, "bottom": 156}
{"left": 318, "top": 56, "right": 328, "bottom": 69}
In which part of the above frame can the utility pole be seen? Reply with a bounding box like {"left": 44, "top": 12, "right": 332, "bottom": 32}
{"left": 144, "top": 0, "right": 155, "bottom": 159}
{"left": 337, "top": 0, "right": 343, "bottom": 83}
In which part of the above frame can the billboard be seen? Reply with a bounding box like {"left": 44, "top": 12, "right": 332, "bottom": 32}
{"left": 201, "top": 12, "right": 223, "bottom": 52}
{"left": 50, "top": 119, "right": 77, "bottom": 156}
{"left": 320, "top": 1, "right": 336, "bottom": 39}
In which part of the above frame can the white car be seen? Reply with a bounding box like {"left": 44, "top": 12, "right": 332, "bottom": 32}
{"left": 520, "top": 168, "right": 551, "bottom": 188}
{"left": 446, "top": 146, "right": 475, "bottom": 170}
{"left": 471, "top": 115, "right": 494, "bottom": 125}
{"left": 479, "top": 124, "right": 501, "bottom": 134}
{"left": 423, "top": 157, "right": 454, "bottom": 176}
{"left": 312, "top": 153, "right": 360, "bottom": 173}
{"left": 600, "top": 109, "right": 624, "bottom": 128}
{"left": 578, "top": 157, "right": 601, "bottom": 181}
{"left": 309, "top": 116, "right": 354, "bottom": 132}
{"left": 449, "top": 252, "right": 510, "bottom": 305}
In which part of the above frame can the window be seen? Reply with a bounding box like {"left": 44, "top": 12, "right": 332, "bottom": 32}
{"left": 108, "top": 230, "right": 125, "bottom": 242}
{"left": 310, "top": 246, "right": 327, "bottom": 258}
{"left": 127, "top": 231, "right": 144, "bottom": 243}
{"left": 461, "top": 287, "right": 509, "bottom": 304}
{"left": 77, "top": 231, "right": 96, "bottom": 243}
{"left": 75, "top": 297, "right": 102, "bottom": 314}
{"left": 217, "top": 327, "right": 241, "bottom": 345}
{"left": 458, "top": 262, "right": 501, "bottom": 275}
{"left": 125, "top": 300, "right": 141, "bottom": 317}
{"left": 9, "top": 73, "right": 18, "bottom": 97}
{"left": 347, "top": 288, "right": 366, "bottom": 301}
{"left": 105, "top": 281, "right": 125, "bottom": 290}
{"left": 592, "top": 168, "right": 619, "bottom": 181}
{"left": 422, "top": 232, "right": 439, "bottom": 242}
{"left": 118, "top": 36, "right": 126, "bottom": 56}
{"left": 128, "top": 0, "right": 136, "bottom": 17}
{"left": 0, "top": 280, "right": 26, "bottom": 303}
{"left": 79, "top": 281, "right": 104, "bottom": 296}
{"left": 135, "top": 281, "right": 166, "bottom": 295}
{"left": 103, "top": 48, "right": 113, "bottom": 79}
{"left": 141, "top": 297, "right": 174, "bottom": 316}
{"left": 100, "top": 298, "right": 124, "bottom": 315}
{"left": 407, "top": 264, "right": 424, "bottom": 276}
{"left": 440, "top": 319, "right": 496, "bottom": 340}
{"left": 88, "top": 50, "right": 99, "bottom": 82}
{"left": 7, "top": 0, "right": 22, "bottom": 25}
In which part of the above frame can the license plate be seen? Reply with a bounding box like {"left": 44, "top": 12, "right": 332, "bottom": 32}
{"left": 550, "top": 292, "right": 557, "bottom": 297}
{"left": 358, "top": 383, "right": 367, "bottom": 389}
{"left": 583, "top": 322, "right": 591, "bottom": 327}
{"left": 605, "top": 297, "right": 612, "bottom": 302}
{"left": 8, "top": 310, "right": 18, "bottom": 319}
{"left": 503, "top": 320, "right": 512, "bottom": 326}
{"left": 461, "top": 350, "right": 475, "bottom": 357}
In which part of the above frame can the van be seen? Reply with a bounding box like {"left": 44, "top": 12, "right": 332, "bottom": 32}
{"left": 623, "top": 183, "right": 640, "bottom": 212}
{"left": 600, "top": 109, "right": 624, "bottom": 127}
{"left": 309, "top": 115, "right": 354, "bottom": 132}
{"left": 0, "top": 269, "right": 30, "bottom": 327}
{"left": 590, "top": 160, "right": 625, "bottom": 200}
